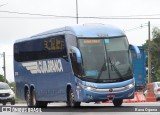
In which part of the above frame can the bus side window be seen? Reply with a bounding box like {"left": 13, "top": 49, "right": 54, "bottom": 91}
{"left": 44, "top": 35, "right": 68, "bottom": 60}
{"left": 14, "top": 35, "right": 68, "bottom": 62}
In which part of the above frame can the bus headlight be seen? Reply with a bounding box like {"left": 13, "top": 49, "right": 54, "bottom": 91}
{"left": 126, "top": 82, "right": 135, "bottom": 89}
{"left": 86, "top": 86, "right": 96, "bottom": 91}
{"left": 86, "top": 86, "right": 92, "bottom": 90}
{"left": 79, "top": 83, "right": 96, "bottom": 91}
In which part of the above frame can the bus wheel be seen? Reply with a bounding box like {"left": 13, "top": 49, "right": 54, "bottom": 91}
{"left": 30, "top": 89, "right": 38, "bottom": 107}
{"left": 112, "top": 99, "right": 123, "bottom": 107}
{"left": 67, "top": 89, "right": 80, "bottom": 107}
{"left": 37, "top": 101, "right": 48, "bottom": 108}
{"left": 30, "top": 89, "right": 48, "bottom": 107}
{"left": 26, "top": 90, "right": 31, "bottom": 107}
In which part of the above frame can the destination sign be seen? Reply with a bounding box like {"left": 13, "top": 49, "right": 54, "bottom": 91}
{"left": 44, "top": 38, "right": 65, "bottom": 51}
{"left": 83, "top": 39, "right": 101, "bottom": 44}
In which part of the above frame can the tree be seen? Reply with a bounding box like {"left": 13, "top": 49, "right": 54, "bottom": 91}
{"left": 0, "top": 74, "right": 16, "bottom": 92}
{"left": 0, "top": 74, "right": 5, "bottom": 82}
{"left": 144, "top": 27, "right": 160, "bottom": 82}
{"left": 8, "top": 82, "right": 16, "bottom": 93}
{"left": 155, "top": 67, "right": 160, "bottom": 81}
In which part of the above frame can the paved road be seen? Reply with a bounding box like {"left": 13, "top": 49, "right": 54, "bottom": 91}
{"left": 0, "top": 102, "right": 160, "bottom": 115}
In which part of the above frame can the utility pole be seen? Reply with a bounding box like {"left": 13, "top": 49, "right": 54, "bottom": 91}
{"left": 1, "top": 52, "right": 6, "bottom": 82}
{"left": 148, "top": 21, "right": 151, "bottom": 83}
{"left": 76, "top": 0, "right": 78, "bottom": 24}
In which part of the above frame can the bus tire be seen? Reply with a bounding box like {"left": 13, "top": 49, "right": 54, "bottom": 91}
{"left": 112, "top": 99, "right": 123, "bottom": 107}
{"left": 36, "top": 101, "right": 48, "bottom": 108}
{"left": 30, "top": 89, "right": 48, "bottom": 107}
{"left": 26, "top": 89, "right": 31, "bottom": 107}
{"left": 67, "top": 89, "right": 81, "bottom": 107}
{"left": 30, "top": 89, "right": 38, "bottom": 107}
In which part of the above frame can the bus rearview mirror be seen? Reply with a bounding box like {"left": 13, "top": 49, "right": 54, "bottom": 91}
{"left": 70, "top": 46, "right": 82, "bottom": 63}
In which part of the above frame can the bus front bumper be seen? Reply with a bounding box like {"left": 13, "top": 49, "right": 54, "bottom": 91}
{"left": 80, "top": 86, "right": 135, "bottom": 102}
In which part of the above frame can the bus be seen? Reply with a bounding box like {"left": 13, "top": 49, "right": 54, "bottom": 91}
{"left": 14, "top": 24, "right": 140, "bottom": 107}
{"left": 131, "top": 46, "right": 146, "bottom": 91}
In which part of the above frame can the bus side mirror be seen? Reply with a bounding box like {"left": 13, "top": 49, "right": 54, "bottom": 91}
{"left": 70, "top": 46, "right": 82, "bottom": 63}
{"left": 129, "top": 44, "right": 141, "bottom": 59}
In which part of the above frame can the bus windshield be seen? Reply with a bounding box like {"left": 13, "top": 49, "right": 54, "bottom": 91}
{"left": 78, "top": 37, "right": 133, "bottom": 83}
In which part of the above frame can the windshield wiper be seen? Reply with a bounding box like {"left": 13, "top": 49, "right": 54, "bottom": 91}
{"left": 96, "top": 57, "right": 124, "bottom": 82}
{"left": 96, "top": 62, "right": 107, "bottom": 82}
{"left": 124, "top": 68, "right": 133, "bottom": 78}
{"left": 108, "top": 57, "right": 124, "bottom": 80}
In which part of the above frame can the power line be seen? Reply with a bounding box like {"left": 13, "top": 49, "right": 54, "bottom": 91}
{"left": 0, "top": 10, "right": 160, "bottom": 32}
{"left": 2, "top": 10, "right": 160, "bottom": 18}
{"left": 0, "top": 10, "right": 75, "bottom": 18}
{"left": 1, "top": 10, "right": 160, "bottom": 19}
{"left": 0, "top": 17, "right": 64, "bottom": 19}
{"left": 151, "top": 24, "right": 160, "bottom": 27}
{"left": 124, "top": 24, "right": 147, "bottom": 32}
{"left": 0, "top": 3, "right": 8, "bottom": 7}
{"left": 101, "top": 14, "right": 160, "bottom": 18}
{"left": 1, "top": 16, "right": 160, "bottom": 20}
{"left": 124, "top": 23, "right": 160, "bottom": 33}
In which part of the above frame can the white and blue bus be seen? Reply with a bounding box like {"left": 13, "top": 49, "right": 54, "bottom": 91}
{"left": 14, "top": 24, "right": 140, "bottom": 107}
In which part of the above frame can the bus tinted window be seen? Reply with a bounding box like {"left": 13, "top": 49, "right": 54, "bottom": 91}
{"left": 14, "top": 35, "right": 67, "bottom": 62}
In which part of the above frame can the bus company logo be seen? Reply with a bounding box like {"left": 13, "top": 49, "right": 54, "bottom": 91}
{"left": 109, "top": 88, "right": 113, "bottom": 92}
{"left": 22, "top": 59, "right": 63, "bottom": 74}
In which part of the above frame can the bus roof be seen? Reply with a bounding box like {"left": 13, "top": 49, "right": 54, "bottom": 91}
{"left": 15, "top": 24, "right": 125, "bottom": 43}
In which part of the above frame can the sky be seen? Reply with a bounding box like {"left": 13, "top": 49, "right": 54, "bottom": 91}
{"left": 0, "top": 0, "right": 160, "bottom": 82}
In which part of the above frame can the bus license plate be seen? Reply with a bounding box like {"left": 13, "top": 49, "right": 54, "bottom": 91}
{"left": 107, "top": 94, "right": 115, "bottom": 98}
